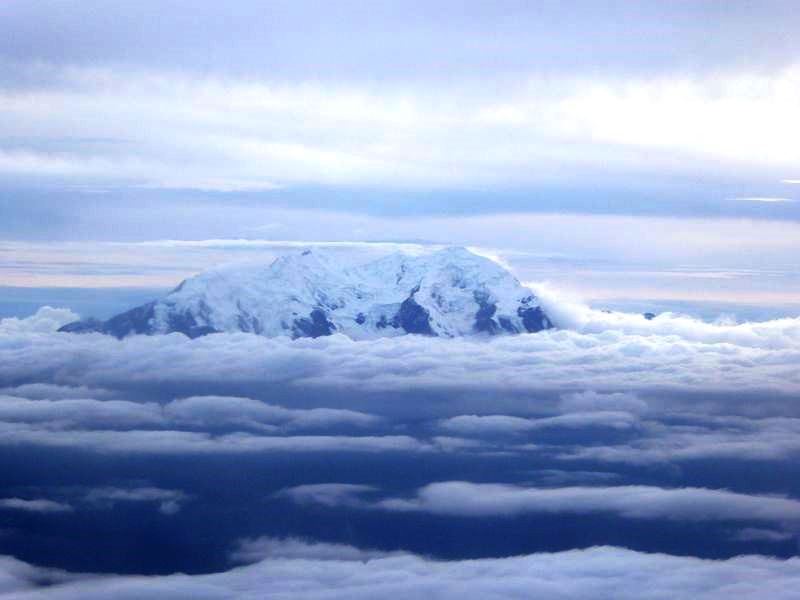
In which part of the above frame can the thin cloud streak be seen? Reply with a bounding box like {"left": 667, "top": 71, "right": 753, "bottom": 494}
{"left": 731, "top": 197, "right": 796, "bottom": 203}
{"left": 2, "top": 63, "right": 800, "bottom": 192}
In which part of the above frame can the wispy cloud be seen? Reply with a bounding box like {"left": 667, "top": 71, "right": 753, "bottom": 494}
{"left": 730, "top": 197, "right": 796, "bottom": 203}
{"left": 0, "top": 497, "right": 72, "bottom": 513}
{"left": 2, "top": 64, "right": 800, "bottom": 192}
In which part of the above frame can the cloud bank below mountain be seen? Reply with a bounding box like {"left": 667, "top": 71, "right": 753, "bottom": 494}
{"left": 1, "top": 539, "right": 799, "bottom": 600}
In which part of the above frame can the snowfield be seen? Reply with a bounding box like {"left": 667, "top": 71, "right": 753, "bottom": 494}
{"left": 60, "top": 247, "right": 552, "bottom": 339}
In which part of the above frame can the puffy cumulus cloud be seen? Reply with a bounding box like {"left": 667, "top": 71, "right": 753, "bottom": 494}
{"left": 532, "top": 283, "right": 800, "bottom": 350}
{"left": 83, "top": 486, "right": 189, "bottom": 515}
{"left": 0, "top": 307, "right": 78, "bottom": 335}
{"left": 2, "top": 304, "right": 800, "bottom": 466}
{"left": 2, "top": 540, "right": 800, "bottom": 599}
{"left": 360, "top": 482, "right": 800, "bottom": 525}
{"left": 1, "top": 318, "right": 800, "bottom": 396}
{"left": 0, "top": 330, "right": 322, "bottom": 389}
{"left": 0, "top": 498, "right": 72, "bottom": 513}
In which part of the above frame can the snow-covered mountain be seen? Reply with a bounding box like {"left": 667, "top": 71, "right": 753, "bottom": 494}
{"left": 59, "top": 247, "right": 553, "bottom": 339}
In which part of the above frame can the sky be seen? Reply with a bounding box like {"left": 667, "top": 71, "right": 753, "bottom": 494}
{"left": 1, "top": 1, "right": 800, "bottom": 310}
{"left": 2, "top": 3, "right": 800, "bottom": 598}
{"left": 1, "top": 2, "right": 800, "bottom": 242}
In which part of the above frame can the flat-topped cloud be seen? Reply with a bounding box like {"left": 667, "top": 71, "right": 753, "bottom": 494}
{"left": 278, "top": 481, "right": 800, "bottom": 530}
{"left": 0, "top": 425, "right": 428, "bottom": 456}
{"left": 3, "top": 305, "right": 800, "bottom": 396}
{"left": 373, "top": 482, "right": 800, "bottom": 524}
{"left": 3, "top": 539, "right": 800, "bottom": 599}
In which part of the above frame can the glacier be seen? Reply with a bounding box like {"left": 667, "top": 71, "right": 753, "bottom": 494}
{"left": 59, "top": 247, "right": 552, "bottom": 339}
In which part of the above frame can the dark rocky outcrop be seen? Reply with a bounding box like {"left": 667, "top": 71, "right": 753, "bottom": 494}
{"left": 57, "top": 302, "right": 218, "bottom": 339}
{"left": 396, "top": 296, "right": 435, "bottom": 335}
{"left": 473, "top": 291, "right": 500, "bottom": 334}
{"left": 292, "top": 308, "right": 336, "bottom": 338}
{"left": 518, "top": 306, "right": 551, "bottom": 333}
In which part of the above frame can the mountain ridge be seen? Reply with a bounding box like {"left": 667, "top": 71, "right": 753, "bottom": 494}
{"left": 59, "top": 247, "right": 553, "bottom": 339}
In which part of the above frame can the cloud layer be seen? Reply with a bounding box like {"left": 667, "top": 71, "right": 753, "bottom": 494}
{"left": 374, "top": 482, "right": 800, "bottom": 524}
{"left": 2, "top": 298, "right": 800, "bottom": 590}
{"left": 2, "top": 57, "right": 800, "bottom": 195}
{"left": 3, "top": 306, "right": 799, "bottom": 398}
{"left": 2, "top": 539, "right": 800, "bottom": 599}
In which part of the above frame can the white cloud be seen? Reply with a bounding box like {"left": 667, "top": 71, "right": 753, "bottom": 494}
{"left": 0, "top": 424, "right": 429, "bottom": 456}
{"left": 0, "top": 384, "right": 114, "bottom": 401}
{"left": 531, "top": 283, "right": 800, "bottom": 350}
{"left": 0, "top": 498, "right": 72, "bottom": 513}
{"left": 439, "top": 414, "right": 536, "bottom": 435}
{"left": 329, "top": 481, "right": 800, "bottom": 525}
{"left": 2, "top": 303, "right": 800, "bottom": 464}
{"left": 730, "top": 197, "right": 796, "bottom": 203}
{"left": 0, "top": 391, "right": 394, "bottom": 455}
{"left": 0, "top": 393, "right": 377, "bottom": 433}
{"left": 3, "top": 541, "right": 800, "bottom": 599}
{"left": 0, "top": 307, "right": 78, "bottom": 335}
{"left": 230, "top": 536, "right": 396, "bottom": 564}
{"left": 0, "top": 395, "right": 164, "bottom": 429}
{"left": 138, "top": 178, "right": 280, "bottom": 193}
{"left": 2, "top": 309, "right": 800, "bottom": 403}
{"left": 558, "top": 415, "right": 800, "bottom": 465}
{"left": 163, "top": 396, "right": 379, "bottom": 431}
{"left": 2, "top": 63, "right": 800, "bottom": 190}
{"left": 440, "top": 411, "right": 640, "bottom": 435}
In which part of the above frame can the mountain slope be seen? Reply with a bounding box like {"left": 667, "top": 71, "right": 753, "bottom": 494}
{"left": 59, "top": 247, "right": 553, "bottom": 339}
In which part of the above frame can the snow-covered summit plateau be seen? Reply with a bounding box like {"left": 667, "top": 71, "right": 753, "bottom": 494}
{"left": 60, "top": 247, "right": 552, "bottom": 339}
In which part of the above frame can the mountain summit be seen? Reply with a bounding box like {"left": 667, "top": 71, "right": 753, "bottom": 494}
{"left": 59, "top": 247, "right": 552, "bottom": 339}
